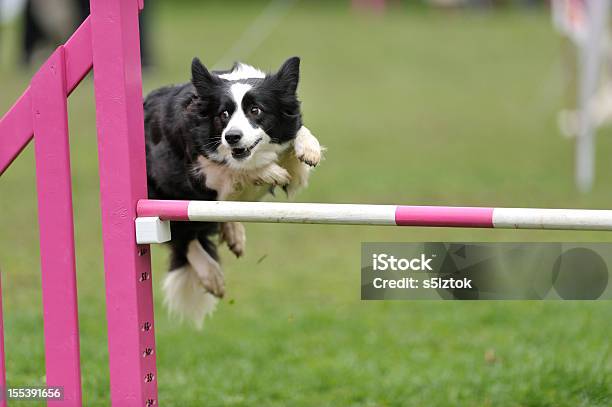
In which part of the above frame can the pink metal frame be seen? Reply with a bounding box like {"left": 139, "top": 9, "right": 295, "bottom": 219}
{"left": 0, "top": 0, "right": 157, "bottom": 405}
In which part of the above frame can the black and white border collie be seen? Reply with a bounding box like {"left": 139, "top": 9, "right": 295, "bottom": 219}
{"left": 144, "top": 57, "right": 322, "bottom": 327}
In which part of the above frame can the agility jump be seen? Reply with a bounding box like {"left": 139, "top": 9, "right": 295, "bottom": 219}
{"left": 1, "top": 0, "right": 612, "bottom": 406}
{"left": 136, "top": 200, "right": 612, "bottom": 243}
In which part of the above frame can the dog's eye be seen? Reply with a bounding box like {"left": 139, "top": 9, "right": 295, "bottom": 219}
{"left": 220, "top": 111, "right": 229, "bottom": 120}
{"left": 250, "top": 106, "right": 262, "bottom": 116}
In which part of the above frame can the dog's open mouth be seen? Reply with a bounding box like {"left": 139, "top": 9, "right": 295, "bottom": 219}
{"left": 231, "top": 138, "right": 262, "bottom": 160}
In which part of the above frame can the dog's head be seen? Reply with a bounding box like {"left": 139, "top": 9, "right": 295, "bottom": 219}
{"left": 188, "top": 57, "right": 302, "bottom": 170}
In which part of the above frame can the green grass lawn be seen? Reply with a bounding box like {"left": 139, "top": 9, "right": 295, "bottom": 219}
{"left": 1, "top": 2, "right": 611, "bottom": 406}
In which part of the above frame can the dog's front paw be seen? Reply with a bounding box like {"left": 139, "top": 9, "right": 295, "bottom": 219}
{"left": 254, "top": 163, "right": 291, "bottom": 187}
{"left": 295, "top": 126, "right": 322, "bottom": 167}
{"left": 220, "top": 221, "right": 246, "bottom": 257}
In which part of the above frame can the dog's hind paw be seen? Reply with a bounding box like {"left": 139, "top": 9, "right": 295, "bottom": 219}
{"left": 295, "top": 126, "right": 322, "bottom": 167}
{"left": 221, "top": 221, "right": 246, "bottom": 257}
{"left": 186, "top": 240, "right": 226, "bottom": 298}
{"left": 200, "top": 262, "right": 225, "bottom": 299}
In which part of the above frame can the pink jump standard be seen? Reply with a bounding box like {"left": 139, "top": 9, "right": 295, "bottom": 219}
{"left": 90, "top": 0, "right": 158, "bottom": 405}
{"left": 32, "top": 47, "right": 82, "bottom": 405}
{"left": 0, "top": 278, "right": 5, "bottom": 407}
{"left": 0, "top": 0, "right": 157, "bottom": 405}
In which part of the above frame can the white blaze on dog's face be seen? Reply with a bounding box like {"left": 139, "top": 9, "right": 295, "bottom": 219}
{"left": 190, "top": 58, "right": 303, "bottom": 171}
{"left": 219, "top": 82, "right": 278, "bottom": 171}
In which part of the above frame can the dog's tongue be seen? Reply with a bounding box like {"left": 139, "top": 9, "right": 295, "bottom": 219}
{"left": 231, "top": 148, "right": 251, "bottom": 160}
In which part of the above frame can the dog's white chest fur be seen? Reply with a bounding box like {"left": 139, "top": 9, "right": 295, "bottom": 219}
{"left": 196, "top": 154, "right": 292, "bottom": 201}
{"left": 194, "top": 126, "right": 320, "bottom": 201}
{"left": 196, "top": 156, "right": 266, "bottom": 201}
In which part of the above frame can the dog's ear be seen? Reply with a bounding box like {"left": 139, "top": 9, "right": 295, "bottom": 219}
{"left": 274, "top": 56, "right": 300, "bottom": 94}
{"left": 191, "top": 57, "right": 219, "bottom": 94}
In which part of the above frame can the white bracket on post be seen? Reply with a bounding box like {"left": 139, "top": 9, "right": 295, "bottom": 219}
{"left": 135, "top": 217, "right": 171, "bottom": 244}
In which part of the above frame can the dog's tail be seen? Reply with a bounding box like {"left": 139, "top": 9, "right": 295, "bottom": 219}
{"left": 162, "top": 240, "right": 224, "bottom": 329}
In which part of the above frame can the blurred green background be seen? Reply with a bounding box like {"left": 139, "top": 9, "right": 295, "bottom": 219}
{"left": 0, "top": 1, "right": 611, "bottom": 406}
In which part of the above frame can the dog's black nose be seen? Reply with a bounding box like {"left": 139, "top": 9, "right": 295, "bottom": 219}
{"left": 225, "top": 131, "right": 242, "bottom": 145}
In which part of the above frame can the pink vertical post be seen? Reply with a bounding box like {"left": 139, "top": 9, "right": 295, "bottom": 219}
{"left": 89, "top": 0, "right": 158, "bottom": 405}
{"left": 0, "top": 275, "right": 6, "bottom": 407}
{"left": 31, "top": 47, "right": 82, "bottom": 406}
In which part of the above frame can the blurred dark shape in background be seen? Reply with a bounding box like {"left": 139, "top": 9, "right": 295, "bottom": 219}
{"left": 22, "top": 0, "right": 85, "bottom": 65}
{"left": 21, "top": 0, "right": 152, "bottom": 67}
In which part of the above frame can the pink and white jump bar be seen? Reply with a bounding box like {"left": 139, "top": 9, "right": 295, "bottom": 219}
{"left": 135, "top": 200, "right": 612, "bottom": 243}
